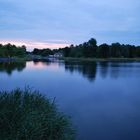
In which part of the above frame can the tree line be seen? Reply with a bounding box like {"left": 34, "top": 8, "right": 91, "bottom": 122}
{"left": 0, "top": 43, "right": 26, "bottom": 58}
{"left": 1, "top": 38, "right": 139, "bottom": 59}
{"left": 32, "top": 38, "right": 140, "bottom": 58}
{"left": 32, "top": 48, "right": 53, "bottom": 56}
{"left": 62, "top": 38, "right": 140, "bottom": 58}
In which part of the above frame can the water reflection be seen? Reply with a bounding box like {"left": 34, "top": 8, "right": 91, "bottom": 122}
{"left": 33, "top": 60, "right": 51, "bottom": 67}
{"left": 63, "top": 61, "right": 140, "bottom": 81}
{"left": 98, "top": 62, "right": 109, "bottom": 78}
{"left": 0, "top": 60, "right": 140, "bottom": 140}
{"left": 0, "top": 61, "right": 26, "bottom": 75}
{"left": 33, "top": 59, "right": 51, "bottom": 64}
{"left": 1, "top": 60, "right": 140, "bottom": 80}
{"left": 64, "top": 61, "right": 97, "bottom": 82}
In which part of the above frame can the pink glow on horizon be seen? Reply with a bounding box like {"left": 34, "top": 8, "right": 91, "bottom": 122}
{"left": 26, "top": 61, "right": 47, "bottom": 70}
{"left": 26, "top": 61, "right": 60, "bottom": 71}
{"left": 0, "top": 39, "right": 69, "bottom": 51}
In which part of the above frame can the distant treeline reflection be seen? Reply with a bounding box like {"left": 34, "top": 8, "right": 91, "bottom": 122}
{"left": 0, "top": 62, "right": 26, "bottom": 75}
{"left": 63, "top": 60, "right": 140, "bottom": 81}
{"left": 64, "top": 61, "right": 97, "bottom": 81}
{"left": 0, "top": 60, "right": 139, "bottom": 79}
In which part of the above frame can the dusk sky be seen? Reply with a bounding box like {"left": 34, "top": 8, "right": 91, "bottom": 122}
{"left": 0, "top": 0, "right": 139, "bottom": 50}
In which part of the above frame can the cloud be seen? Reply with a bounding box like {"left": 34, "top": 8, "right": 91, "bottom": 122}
{"left": 0, "top": 0, "right": 140, "bottom": 48}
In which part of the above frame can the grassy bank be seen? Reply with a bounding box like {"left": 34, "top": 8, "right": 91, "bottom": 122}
{"left": 0, "top": 54, "right": 51, "bottom": 62}
{"left": 0, "top": 88, "right": 75, "bottom": 140}
{"left": 61, "top": 57, "right": 140, "bottom": 62}
{"left": 0, "top": 55, "right": 32, "bottom": 62}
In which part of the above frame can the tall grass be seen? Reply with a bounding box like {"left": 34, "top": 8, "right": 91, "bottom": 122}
{"left": 0, "top": 88, "right": 75, "bottom": 140}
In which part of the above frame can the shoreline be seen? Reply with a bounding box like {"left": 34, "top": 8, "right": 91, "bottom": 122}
{"left": 61, "top": 57, "right": 140, "bottom": 62}
{"left": 1, "top": 56, "right": 140, "bottom": 62}
{"left": 0, "top": 57, "right": 31, "bottom": 62}
{"left": 0, "top": 55, "right": 49, "bottom": 62}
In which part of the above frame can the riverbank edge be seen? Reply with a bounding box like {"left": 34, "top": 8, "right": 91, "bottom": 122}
{"left": 60, "top": 57, "right": 140, "bottom": 62}
{"left": 0, "top": 56, "right": 32, "bottom": 62}
{"left": 0, "top": 55, "right": 48, "bottom": 62}
{"left": 1, "top": 56, "right": 140, "bottom": 62}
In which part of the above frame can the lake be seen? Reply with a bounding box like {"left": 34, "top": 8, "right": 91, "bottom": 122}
{"left": 0, "top": 60, "right": 140, "bottom": 140}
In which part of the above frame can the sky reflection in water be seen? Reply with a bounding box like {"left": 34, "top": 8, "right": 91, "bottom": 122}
{"left": 0, "top": 61, "right": 140, "bottom": 140}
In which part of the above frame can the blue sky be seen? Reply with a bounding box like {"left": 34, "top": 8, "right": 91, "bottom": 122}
{"left": 0, "top": 0, "right": 139, "bottom": 50}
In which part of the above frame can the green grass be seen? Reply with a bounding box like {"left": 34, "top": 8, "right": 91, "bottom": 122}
{"left": 0, "top": 88, "right": 75, "bottom": 140}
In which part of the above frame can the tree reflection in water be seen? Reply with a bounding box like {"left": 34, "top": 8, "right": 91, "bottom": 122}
{"left": 64, "top": 60, "right": 97, "bottom": 82}
{"left": 98, "top": 62, "right": 109, "bottom": 78}
{"left": 0, "top": 61, "right": 26, "bottom": 75}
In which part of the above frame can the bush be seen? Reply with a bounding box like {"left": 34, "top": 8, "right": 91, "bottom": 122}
{"left": 0, "top": 88, "right": 75, "bottom": 140}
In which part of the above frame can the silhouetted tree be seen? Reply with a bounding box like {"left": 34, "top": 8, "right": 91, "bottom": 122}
{"left": 98, "top": 44, "right": 110, "bottom": 58}
{"left": 136, "top": 46, "right": 140, "bottom": 57}
{"left": 110, "top": 43, "right": 121, "bottom": 57}
{"left": 63, "top": 47, "right": 71, "bottom": 57}
{"left": 32, "top": 48, "right": 53, "bottom": 56}
{"left": 0, "top": 44, "right": 26, "bottom": 58}
{"left": 57, "top": 39, "right": 139, "bottom": 58}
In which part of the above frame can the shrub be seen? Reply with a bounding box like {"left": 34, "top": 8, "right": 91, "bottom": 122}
{"left": 0, "top": 88, "right": 75, "bottom": 140}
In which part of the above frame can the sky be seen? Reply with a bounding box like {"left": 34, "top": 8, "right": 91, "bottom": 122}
{"left": 0, "top": 0, "right": 140, "bottom": 50}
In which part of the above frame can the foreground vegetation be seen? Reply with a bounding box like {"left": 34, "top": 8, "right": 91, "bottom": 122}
{"left": 0, "top": 88, "right": 75, "bottom": 140}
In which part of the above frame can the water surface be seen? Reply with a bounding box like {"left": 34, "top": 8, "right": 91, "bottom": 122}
{"left": 0, "top": 60, "right": 140, "bottom": 140}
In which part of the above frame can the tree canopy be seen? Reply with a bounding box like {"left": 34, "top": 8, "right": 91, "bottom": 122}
{"left": 0, "top": 44, "right": 26, "bottom": 58}
{"left": 32, "top": 48, "right": 53, "bottom": 56}
{"left": 59, "top": 38, "right": 140, "bottom": 58}
{"left": 1, "top": 38, "right": 140, "bottom": 59}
